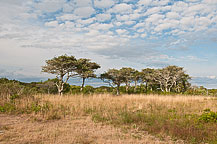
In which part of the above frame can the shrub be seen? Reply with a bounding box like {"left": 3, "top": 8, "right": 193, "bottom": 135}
{"left": 198, "top": 109, "right": 217, "bottom": 123}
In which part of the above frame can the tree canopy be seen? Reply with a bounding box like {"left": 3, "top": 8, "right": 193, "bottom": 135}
{"left": 42, "top": 55, "right": 100, "bottom": 95}
{"left": 42, "top": 55, "right": 78, "bottom": 95}
{"left": 76, "top": 58, "right": 101, "bottom": 91}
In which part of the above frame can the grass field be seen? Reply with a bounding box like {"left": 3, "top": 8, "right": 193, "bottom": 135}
{"left": 0, "top": 94, "right": 217, "bottom": 143}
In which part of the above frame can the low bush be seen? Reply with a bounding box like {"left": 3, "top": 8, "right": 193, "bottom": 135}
{"left": 199, "top": 109, "right": 217, "bottom": 123}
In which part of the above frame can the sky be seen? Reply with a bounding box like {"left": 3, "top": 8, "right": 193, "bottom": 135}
{"left": 0, "top": 0, "right": 217, "bottom": 88}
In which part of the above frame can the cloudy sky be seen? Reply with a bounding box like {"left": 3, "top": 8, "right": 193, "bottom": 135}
{"left": 0, "top": 0, "right": 217, "bottom": 88}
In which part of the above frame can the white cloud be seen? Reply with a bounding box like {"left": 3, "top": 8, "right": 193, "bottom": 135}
{"left": 1, "top": 0, "right": 217, "bottom": 81}
{"left": 57, "top": 14, "right": 79, "bottom": 21}
{"left": 152, "top": 0, "right": 170, "bottom": 6}
{"left": 34, "top": 0, "right": 65, "bottom": 13}
{"left": 94, "top": 0, "right": 115, "bottom": 9}
{"left": 89, "top": 23, "right": 114, "bottom": 30}
{"left": 77, "top": 18, "right": 96, "bottom": 25}
{"left": 138, "top": 0, "right": 152, "bottom": 6}
{"left": 116, "top": 29, "right": 127, "bottom": 35}
{"left": 203, "top": 0, "right": 217, "bottom": 4}
{"left": 116, "top": 15, "right": 129, "bottom": 21}
{"left": 74, "top": 0, "right": 92, "bottom": 7}
{"left": 171, "top": 1, "right": 188, "bottom": 12}
{"left": 207, "top": 76, "right": 217, "bottom": 79}
{"left": 145, "top": 7, "right": 160, "bottom": 16}
{"left": 108, "top": 3, "right": 132, "bottom": 14}
{"left": 85, "top": 30, "right": 100, "bottom": 36}
{"left": 146, "top": 14, "right": 165, "bottom": 25}
{"left": 137, "top": 28, "right": 145, "bottom": 33}
{"left": 96, "top": 13, "right": 111, "bottom": 22}
{"left": 124, "top": 21, "right": 136, "bottom": 25}
{"left": 133, "top": 22, "right": 145, "bottom": 29}
{"left": 129, "top": 13, "right": 142, "bottom": 20}
{"left": 154, "top": 23, "right": 173, "bottom": 32}
{"left": 141, "top": 33, "right": 147, "bottom": 38}
{"left": 74, "top": 7, "right": 95, "bottom": 18}
{"left": 186, "top": 0, "right": 200, "bottom": 2}
{"left": 166, "top": 12, "right": 180, "bottom": 19}
{"left": 180, "top": 16, "right": 195, "bottom": 30}
{"left": 45, "top": 21, "right": 59, "bottom": 27}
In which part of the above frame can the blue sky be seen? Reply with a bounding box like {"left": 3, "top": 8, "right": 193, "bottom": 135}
{"left": 0, "top": 0, "right": 217, "bottom": 88}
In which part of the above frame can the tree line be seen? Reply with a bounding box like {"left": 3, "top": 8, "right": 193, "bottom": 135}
{"left": 42, "top": 55, "right": 191, "bottom": 95}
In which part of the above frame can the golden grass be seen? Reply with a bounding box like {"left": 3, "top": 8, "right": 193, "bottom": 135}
{"left": 35, "top": 94, "right": 217, "bottom": 117}
{"left": 1, "top": 94, "right": 217, "bottom": 143}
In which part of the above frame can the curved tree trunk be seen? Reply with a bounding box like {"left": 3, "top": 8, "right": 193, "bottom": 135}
{"left": 80, "top": 77, "right": 86, "bottom": 91}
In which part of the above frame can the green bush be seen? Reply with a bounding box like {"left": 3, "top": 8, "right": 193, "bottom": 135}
{"left": 83, "top": 85, "right": 94, "bottom": 94}
{"left": 199, "top": 109, "right": 217, "bottom": 123}
{"left": 70, "top": 85, "right": 81, "bottom": 94}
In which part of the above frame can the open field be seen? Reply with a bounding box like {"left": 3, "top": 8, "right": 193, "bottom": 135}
{"left": 0, "top": 94, "right": 217, "bottom": 143}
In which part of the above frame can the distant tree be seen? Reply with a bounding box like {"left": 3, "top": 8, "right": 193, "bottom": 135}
{"left": 36, "top": 78, "right": 58, "bottom": 94}
{"left": 175, "top": 73, "right": 191, "bottom": 93}
{"left": 100, "top": 69, "right": 125, "bottom": 95}
{"left": 120, "top": 67, "right": 136, "bottom": 92}
{"left": 153, "top": 66, "right": 190, "bottom": 92}
{"left": 141, "top": 68, "right": 155, "bottom": 92}
{"left": 131, "top": 70, "right": 141, "bottom": 92}
{"left": 76, "top": 58, "right": 100, "bottom": 91}
{"left": 42, "top": 55, "right": 77, "bottom": 96}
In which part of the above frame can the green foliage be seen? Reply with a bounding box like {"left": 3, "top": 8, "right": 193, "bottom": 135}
{"left": 199, "top": 109, "right": 217, "bottom": 123}
{"left": 69, "top": 85, "right": 81, "bottom": 94}
{"left": 0, "top": 103, "right": 16, "bottom": 112}
{"left": 82, "top": 85, "right": 94, "bottom": 94}
{"left": 94, "top": 86, "right": 113, "bottom": 94}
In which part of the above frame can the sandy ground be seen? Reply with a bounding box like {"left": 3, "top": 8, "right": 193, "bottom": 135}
{"left": 0, "top": 114, "right": 184, "bottom": 144}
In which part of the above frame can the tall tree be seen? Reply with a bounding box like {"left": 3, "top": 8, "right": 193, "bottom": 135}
{"left": 76, "top": 58, "right": 100, "bottom": 91}
{"left": 120, "top": 67, "right": 136, "bottom": 92}
{"left": 141, "top": 68, "right": 155, "bottom": 92}
{"left": 100, "top": 69, "right": 125, "bottom": 95}
{"left": 42, "top": 55, "right": 77, "bottom": 96}
{"left": 153, "top": 66, "right": 190, "bottom": 92}
{"left": 131, "top": 70, "right": 141, "bottom": 92}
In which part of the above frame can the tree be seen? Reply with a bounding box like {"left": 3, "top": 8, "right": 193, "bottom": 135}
{"left": 76, "top": 58, "right": 100, "bottom": 91}
{"left": 36, "top": 79, "right": 57, "bottom": 94}
{"left": 42, "top": 55, "right": 77, "bottom": 96}
{"left": 131, "top": 70, "right": 141, "bottom": 92}
{"left": 120, "top": 67, "right": 136, "bottom": 92}
{"left": 141, "top": 68, "right": 155, "bottom": 92}
{"left": 153, "top": 66, "right": 190, "bottom": 92}
{"left": 175, "top": 73, "right": 191, "bottom": 93}
{"left": 100, "top": 69, "right": 125, "bottom": 95}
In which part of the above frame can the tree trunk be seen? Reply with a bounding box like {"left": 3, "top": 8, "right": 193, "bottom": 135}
{"left": 58, "top": 86, "right": 63, "bottom": 96}
{"left": 145, "top": 82, "right": 148, "bottom": 93}
{"left": 80, "top": 77, "right": 86, "bottom": 91}
{"left": 56, "top": 81, "right": 64, "bottom": 96}
{"left": 48, "top": 86, "right": 50, "bottom": 94}
{"left": 125, "top": 82, "right": 129, "bottom": 92}
{"left": 116, "top": 84, "right": 120, "bottom": 95}
{"left": 134, "top": 81, "right": 137, "bottom": 92}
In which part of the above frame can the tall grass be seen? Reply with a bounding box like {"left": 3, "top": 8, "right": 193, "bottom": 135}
{"left": 1, "top": 94, "right": 217, "bottom": 143}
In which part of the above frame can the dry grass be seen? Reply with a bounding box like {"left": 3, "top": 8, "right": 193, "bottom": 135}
{"left": 0, "top": 114, "right": 178, "bottom": 144}
{"left": 1, "top": 94, "right": 217, "bottom": 143}
{"left": 37, "top": 94, "right": 217, "bottom": 115}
